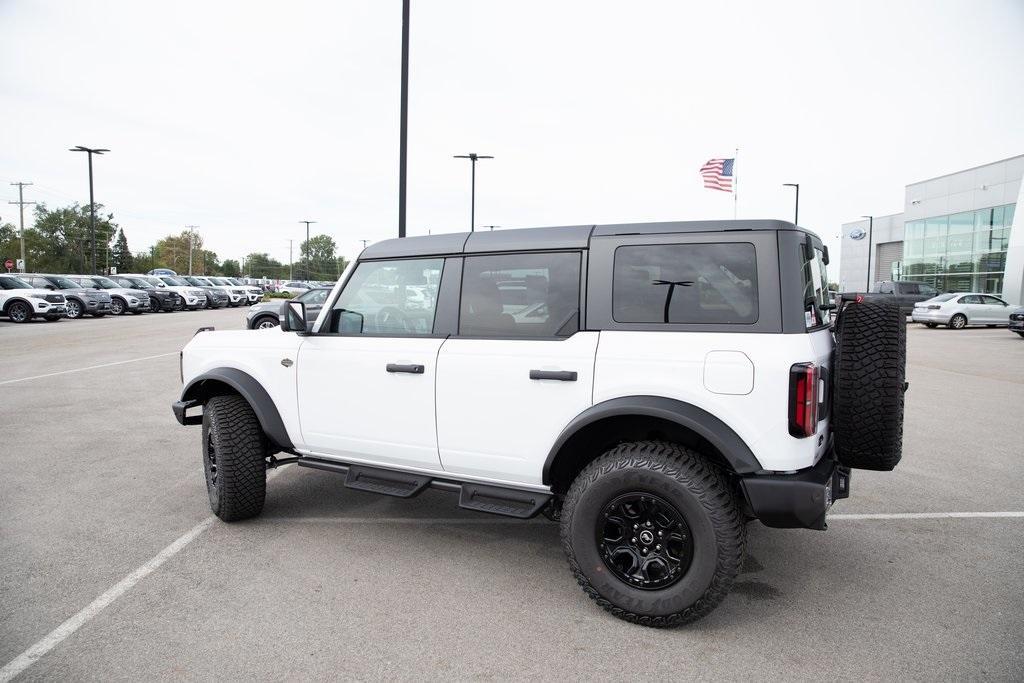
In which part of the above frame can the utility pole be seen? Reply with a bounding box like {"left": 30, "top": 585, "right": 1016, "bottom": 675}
{"left": 482, "top": 225, "right": 500, "bottom": 231}
{"left": 185, "top": 225, "right": 199, "bottom": 274}
{"left": 8, "top": 182, "right": 35, "bottom": 272}
{"left": 288, "top": 240, "right": 293, "bottom": 280}
{"left": 360, "top": 239, "right": 370, "bottom": 250}
{"left": 453, "top": 153, "right": 493, "bottom": 232}
{"left": 783, "top": 183, "right": 799, "bottom": 226}
{"left": 398, "top": 0, "right": 410, "bottom": 238}
{"left": 861, "top": 215, "right": 875, "bottom": 291}
{"left": 69, "top": 146, "right": 109, "bottom": 275}
{"left": 299, "top": 220, "right": 316, "bottom": 280}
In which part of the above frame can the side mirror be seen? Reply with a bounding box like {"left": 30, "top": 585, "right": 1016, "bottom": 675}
{"left": 280, "top": 300, "right": 306, "bottom": 333}
{"left": 822, "top": 245, "right": 830, "bottom": 266}
{"left": 46, "top": 285, "right": 56, "bottom": 290}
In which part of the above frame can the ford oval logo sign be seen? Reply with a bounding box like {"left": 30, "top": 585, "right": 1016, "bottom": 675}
{"left": 849, "top": 227, "right": 867, "bottom": 240}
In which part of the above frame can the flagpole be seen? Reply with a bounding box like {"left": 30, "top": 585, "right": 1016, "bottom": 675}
{"left": 733, "top": 146, "right": 739, "bottom": 219}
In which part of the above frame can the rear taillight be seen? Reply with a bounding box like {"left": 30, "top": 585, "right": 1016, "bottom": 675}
{"left": 927, "top": 305, "right": 941, "bottom": 309}
{"left": 789, "top": 362, "right": 818, "bottom": 438}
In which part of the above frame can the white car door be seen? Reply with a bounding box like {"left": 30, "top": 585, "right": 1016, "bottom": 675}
{"left": 435, "top": 252, "right": 597, "bottom": 487}
{"left": 296, "top": 257, "right": 447, "bottom": 470}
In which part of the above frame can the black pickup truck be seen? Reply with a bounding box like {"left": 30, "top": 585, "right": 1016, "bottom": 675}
{"left": 859, "top": 280, "right": 939, "bottom": 315}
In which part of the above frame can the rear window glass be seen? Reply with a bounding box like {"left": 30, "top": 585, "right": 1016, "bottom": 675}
{"left": 612, "top": 243, "right": 757, "bottom": 324}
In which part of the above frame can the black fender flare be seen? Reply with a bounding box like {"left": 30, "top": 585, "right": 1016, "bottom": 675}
{"left": 543, "top": 396, "right": 762, "bottom": 485}
{"left": 3, "top": 296, "right": 32, "bottom": 314}
{"left": 179, "top": 367, "right": 293, "bottom": 450}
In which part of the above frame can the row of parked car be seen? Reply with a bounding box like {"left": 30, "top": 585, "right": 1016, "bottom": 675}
{"left": 0, "top": 272, "right": 266, "bottom": 322}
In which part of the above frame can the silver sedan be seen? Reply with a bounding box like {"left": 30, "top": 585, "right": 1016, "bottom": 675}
{"left": 911, "top": 293, "right": 1014, "bottom": 329}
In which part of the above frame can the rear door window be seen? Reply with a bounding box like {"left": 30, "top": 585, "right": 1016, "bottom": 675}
{"left": 459, "top": 252, "right": 581, "bottom": 337}
{"left": 613, "top": 243, "right": 757, "bottom": 324}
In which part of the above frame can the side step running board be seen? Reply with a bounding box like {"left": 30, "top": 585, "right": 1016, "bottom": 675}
{"left": 296, "top": 458, "right": 551, "bottom": 519}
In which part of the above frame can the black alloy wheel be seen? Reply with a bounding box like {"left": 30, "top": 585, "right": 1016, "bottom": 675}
{"left": 597, "top": 492, "right": 693, "bottom": 590}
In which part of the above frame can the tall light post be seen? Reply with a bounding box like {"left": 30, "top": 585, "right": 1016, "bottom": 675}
{"left": 861, "top": 215, "right": 875, "bottom": 291}
{"left": 299, "top": 220, "right": 316, "bottom": 280}
{"left": 398, "top": 0, "right": 410, "bottom": 238}
{"left": 69, "top": 146, "right": 109, "bottom": 274}
{"left": 453, "top": 153, "right": 493, "bottom": 232}
{"left": 783, "top": 183, "right": 799, "bottom": 226}
{"left": 185, "top": 225, "right": 199, "bottom": 274}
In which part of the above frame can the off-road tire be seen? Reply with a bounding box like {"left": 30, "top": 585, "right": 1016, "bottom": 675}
{"left": 948, "top": 313, "right": 967, "bottom": 330}
{"left": 201, "top": 394, "right": 268, "bottom": 521}
{"left": 7, "top": 301, "right": 32, "bottom": 323}
{"left": 560, "top": 441, "right": 745, "bottom": 627}
{"left": 833, "top": 299, "right": 905, "bottom": 471}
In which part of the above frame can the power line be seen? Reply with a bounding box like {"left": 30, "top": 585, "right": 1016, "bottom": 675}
{"left": 8, "top": 182, "right": 35, "bottom": 272}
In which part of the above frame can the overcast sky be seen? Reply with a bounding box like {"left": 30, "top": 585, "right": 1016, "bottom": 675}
{"left": 2, "top": 0, "right": 1022, "bottom": 273}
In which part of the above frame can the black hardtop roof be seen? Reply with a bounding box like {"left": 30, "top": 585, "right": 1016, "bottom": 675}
{"left": 360, "top": 219, "right": 817, "bottom": 259}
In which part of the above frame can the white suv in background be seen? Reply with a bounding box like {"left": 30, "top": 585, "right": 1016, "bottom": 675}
{"left": 173, "top": 220, "right": 907, "bottom": 627}
{"left": 0, "top": 274, "right": 66, "bottom": 322}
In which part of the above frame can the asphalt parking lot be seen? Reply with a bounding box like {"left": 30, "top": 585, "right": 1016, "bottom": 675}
{"left": 1, "top": 309, "right": 1022, "bottom": 681}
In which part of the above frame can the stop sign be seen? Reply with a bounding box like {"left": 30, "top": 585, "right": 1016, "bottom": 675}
{"left": 4, "top": 259, "right": 12, "bottom": 270}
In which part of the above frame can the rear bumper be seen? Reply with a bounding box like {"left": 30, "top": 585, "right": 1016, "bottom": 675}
{"left": 740, "top": 456, "right": 850, "bottom": 530}
{"left": 911, "top": 310, "right": 948, "bottom": 324}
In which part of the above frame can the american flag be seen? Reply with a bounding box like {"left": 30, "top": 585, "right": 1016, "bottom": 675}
{"left": 700, "top": 158, "right": 734, "bottom": 192}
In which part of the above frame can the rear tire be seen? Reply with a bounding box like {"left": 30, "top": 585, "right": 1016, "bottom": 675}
{"left": 948, "top": 313, "right": 967, "bottom": 329}
{"left": 560, "top": 441, "right": 745, "bottom": 627}
{"left": 833, "top": 299, "right": 906, "bottom": 471}
{"left": 201, "top": 394, "right": 268, "bottom": 521}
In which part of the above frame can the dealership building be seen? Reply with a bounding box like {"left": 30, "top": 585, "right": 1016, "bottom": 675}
{"left": 839, "top": 154, "right": 1024, "bottom": 304}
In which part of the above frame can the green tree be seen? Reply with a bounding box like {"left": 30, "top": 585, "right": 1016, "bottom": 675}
{"left": 244, "top": 252, "right": 287, "bottom": 280}
{"left": 221, "top": 259, "right": 241, "bottom": 277}
{"left": 110, "top": 229, "right": 135, "bottom": 273}
{"left": 30, "top": 202, "right": 118, "bottom": 273}
{"left": 154, "top": 230, "right": 217, "bottom": 274}
{"left": 298, "top": 234, "right": 338, "bottom": 280}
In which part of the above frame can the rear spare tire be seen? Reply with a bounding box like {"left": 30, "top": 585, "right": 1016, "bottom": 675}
{"left": 832, "top": 299, "right": 906, "bottom": 471}
{"left": 202, "top": 394, "right": 268, "bottom": 521}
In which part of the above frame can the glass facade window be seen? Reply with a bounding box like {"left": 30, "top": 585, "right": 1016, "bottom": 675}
{"left": 901, "top": 203, "right": 1015, "bottom": 294}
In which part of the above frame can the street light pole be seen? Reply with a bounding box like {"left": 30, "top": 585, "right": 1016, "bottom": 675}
{"left": 69, "top": 146, "right": 109, "bottom": 275}
{"left": 783, "top": 183, "right": 800, "bottom": 226}
{"left": 861, "top": 215, "right": 875, "bottom": 291}
{"left": 299, "top": 220, "right": 316, "bottom": 280}
{"left": 398, "top": 0, "right": 410, "bottom": 239}
{"left": 185, "top": 225, "right": 199, "bottom": 275}
{"left": 453, "top": 153, "right": 493, "bottom": 232}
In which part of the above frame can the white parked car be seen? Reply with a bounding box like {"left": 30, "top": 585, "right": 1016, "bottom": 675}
{"left": 278, "top": 281, "right": 310, "bottom": 297}
{"left": 173, "top": 220, "right": 907, "bottom": 626}
{"left": 0, "top": 274, "right": 66, "bottom": 322}
{"left": 911, "top": 292, "right": 1014, "bottom": 329}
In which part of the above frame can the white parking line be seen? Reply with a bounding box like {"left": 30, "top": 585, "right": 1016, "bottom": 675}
{"left": 0, "top": 516, "right": 215, "bottom": 683}
{"left": 830, "top": 511, "right": 1024, "bottom": 520}
{"left": 2, "top": 507, "right": 1021, "bottom": 681}
{"left": 0, "top": 352, "right": 178, "bottom": 386}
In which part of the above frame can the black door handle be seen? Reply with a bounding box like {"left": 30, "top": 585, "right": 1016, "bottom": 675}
{"left": 529, "top": 370, "right": 577, "bottom": 381}
{"left": 387, "top": 363, "right": 424, "bottom": 374}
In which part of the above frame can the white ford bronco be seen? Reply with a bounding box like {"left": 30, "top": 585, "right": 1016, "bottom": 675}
{"left": 174, "top": 220, "right": 906, "bottom": 626}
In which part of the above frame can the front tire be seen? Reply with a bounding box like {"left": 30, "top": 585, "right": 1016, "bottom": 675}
{"left": 201, "top": 394, "right": 268, "bottom": 521}
{"left": 110, "top": 298, "right": 126, "bottom": 315}
{"left": 7, "top": 301, "right": 32, "bottom": 323}
{"left": 924, "top": 323, "right": 937, "bottom": 328}
{"left": 560, "top": 441, "right": 745, "bottom": 627}
{"left": 252, "top": 315, "right": 279, "bottom": 330}
{"left": 65, "top": 299, "right": 83, "bottom": 319}
{"left": 949, "top": 313, "right": 967, "bottom": 329}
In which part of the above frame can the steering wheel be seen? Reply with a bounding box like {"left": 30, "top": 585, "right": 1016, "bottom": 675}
{"left": 375, "top": 306, "right": 412, "bottom": 333}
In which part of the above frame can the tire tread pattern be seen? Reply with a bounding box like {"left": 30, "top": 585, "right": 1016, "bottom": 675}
{"left": 205, "top": 394, "right": 268, "bottom": 521}
{"left": 832, "top": 300, "right": 905, "bottom": 470}
{"left": 560, "top": 441, "right": 745, "bottom": 627}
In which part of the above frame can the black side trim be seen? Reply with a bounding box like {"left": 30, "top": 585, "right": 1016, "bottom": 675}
{"left": 178, "top": 367, "right": 294, "bottom": 450}
{"left": 543, "top": 396, "right": 762, "bottom": 484}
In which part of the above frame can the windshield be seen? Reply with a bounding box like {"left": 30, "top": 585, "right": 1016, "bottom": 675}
{"left": 228, "top": 278, "right": 244, "bottom": 286}
{"left": 0, "top": 276, "right": 32, "bottom": 289}
{"left": 114, "top": 277, "right": 144, "bottom": 288}
{"left": 91, "top": 276, "right": 119, "bottom": 288}
{"left": 194, "top": 278, "right": 214, "bottom": 286}
{"left": 49, "top": 277, "right": 82, "bottom": 289}
{"left": 161, "top": 277, "right": 188, "bottom": 287}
